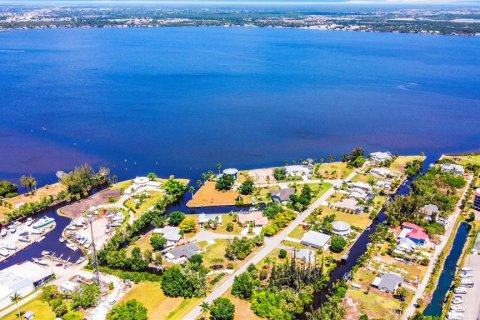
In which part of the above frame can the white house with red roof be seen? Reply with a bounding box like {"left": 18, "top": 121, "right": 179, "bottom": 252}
{"left": 399, "top": 222, "right": 429, "bottom": 246}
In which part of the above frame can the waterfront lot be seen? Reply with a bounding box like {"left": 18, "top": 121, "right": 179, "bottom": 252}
{"left": 59, "top": 189, "right": 122, "bottom": 218}
{"left": 315, "top": 161, "right": 354, "bottom": 180}
{"left": 0, "top": 183, "right": 66, "bottom": 220}
{"left": 187, "top": 181, "right": 251, "bottom": 207}
{"left": 389, "top": 155, "right": 426, "bottom": 175}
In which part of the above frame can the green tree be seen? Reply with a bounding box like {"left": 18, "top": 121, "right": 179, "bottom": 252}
{"left": 216, "top": 163, "right": 222, "bottom": 174}
{"left": 216, "top": 174, "right": 235, "bottom": 191}
{"left": 163, "top": 179, "right": 187, "bottom": 198}
{"left": 169, "top": 211, "right": 186, "bottom": 226}
{"left": 20, "top": 175, "right": 37, "bottom": 194}
{"left": 0, "top": 180, "right": 18, "bottom": 198}
{"left": 231, "top": 271, "right": 255, "bottom": 299}
{"left": 278, "top": 249, "right": 287, "bottom": 259}
{"left": 107, "top": 299, "right": 148, "bottom": 320}
{"left": 150, "top": 233, "right": 167, "bottom": 251}
{"left": 273, "top": 167, "right": 287, "bottom": 181}
{"left": 238, "top": 178, "right": 255, "bottom": 195}
{"left": 330, "top": 235, "right": 347, "bottom": 253}
{"left": 179, "top": 217, "right": 196, "bottom": 233}
{"left": 209, "top": 297, "right": 235, "bottom": 320}
{"left": 147, "top": 172, "right": 157, "bottom": 180}
{"left": 72, "top": 283, "right": 100, "bottom": 310}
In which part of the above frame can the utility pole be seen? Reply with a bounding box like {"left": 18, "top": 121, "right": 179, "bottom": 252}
{"left": 89, "top": 217, "right": 100, "bottom": 286}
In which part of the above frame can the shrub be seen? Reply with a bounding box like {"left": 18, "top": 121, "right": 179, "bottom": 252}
{"left": 278, "top": 249, "right": 287, "bottom": 259}
{"left": 330, "top": 235, "right": 347, "bottom": 253}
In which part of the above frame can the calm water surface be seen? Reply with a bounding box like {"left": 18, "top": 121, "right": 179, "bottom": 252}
{"left": 0, "top": 28, "right": 479, "bottom": 185}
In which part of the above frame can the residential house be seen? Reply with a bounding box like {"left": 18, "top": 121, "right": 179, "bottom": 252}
{"left": 441, "top": 163, "right": 465, "bottom": 175}
{"left": 300, "top": 230, "right": 331, "bottom": 250}
{"left": 331, "top": 220, "right": 351, "bottom": 237}
{"left": 395, "top": 237, "right": 417, "bottom": 253}
{"left": 270, "top": 188, "right": 295, "bottom": 204}
{"left": 223, "top": 168, "right": 239, "bottom": 180}
{"left": 369, "top": 152, "right": 393, "bottom": 164}
{"left": 198, "top": 213, "right": 223, "bottom": 225}
{"left": 295, "top": 248, "right": 316, "bottom": 263}
{"left": 370, "top": 167, "right": 394, "bottom": 178}
{"left": 421, "top": 204, "right": 439, "bottom": 222}
{"left": 153, "top": 226, "right": 182, "bottom": 245}
{"left": 238, "top": 211, "right": 268, "bottom": 227}
{"left": 372, "top": 273, "right": 403, "bottom": 293}
{"left": 349, "top": 182, "right": 372, "bottom": 192}
{"left": 165, "top": 243, "right": 201, "bottom": 264}
{"left": 399, "top": 222, "right": 429, "bottom": 246}
{"left": 334, "top": 198, "right": 364, "bottom": 214}
{"left": 59, "top": 280, "right": 79, "bottom": 294}
{"left": 285, "top": 165, "right": 311, "bottom": 177}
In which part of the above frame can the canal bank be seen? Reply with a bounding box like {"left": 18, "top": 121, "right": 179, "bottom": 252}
{"left": 423, "top": 221, "right": 471, "bottom": 316}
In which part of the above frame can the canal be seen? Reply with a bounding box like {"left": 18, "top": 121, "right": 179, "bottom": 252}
{"left": 423, "top": 222, "right": 471, "bottom": 317}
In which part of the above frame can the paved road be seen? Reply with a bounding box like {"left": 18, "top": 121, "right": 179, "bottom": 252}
{"left": 182, "top": 172, "right": 356, "bottom": 320}
{"left": 461, "top": 255, "right": 480, "bottom": 320}
{"left": 403, "top": 174, "right": 473, "bottom": 319}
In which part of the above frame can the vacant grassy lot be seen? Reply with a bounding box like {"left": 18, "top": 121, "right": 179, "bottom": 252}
{"left": 288, "top": 225, "right": 308, "bottom": 240}
{"left": 110, "top": 179, "right": 133, "bottom": 191}
{"left": 389, "top": 155, "right": 425, "bottom": 175}
{"left": 187, "top": 181, "right": 251, "bottom": 207}
{"left": 118, "top": 281, "right": 201, "bottom": 320}
{"left": 205, "top": 214, "right": 243, "bottom": 235}
{"left": 3, "top": 296, "right": 55, "bottom": 320}
{"left": 315, "top": 162, "right": 354, "bottom": 180}
{"left": 125, "top": 190, "right": 164, "bottom": 217}
{"left": 221, "top": 291, "right": 262, "bottom": 320}
{"left": 320, "top": 206, "right": 372, "bottom": 230}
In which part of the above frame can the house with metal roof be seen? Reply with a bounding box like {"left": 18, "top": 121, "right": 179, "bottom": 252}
{"left": 441, "top": 163, "right": 465, "bottom": 175}
{"left": 369, "top": 152, "right": 393, "bottom": 164}
{"left": 372, "top": 273, "right": 403, "bottom": 293}
{"left": 301, "top": 230, "right": 331, "bottom": 250}
{"left": 331, "top": 221, "right": 351, "bottom": 237}
{"left": 399, "top": 222, "right": 429, "bottom": 246}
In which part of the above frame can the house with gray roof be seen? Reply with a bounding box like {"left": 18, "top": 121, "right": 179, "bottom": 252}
{"left": 372, "top": 273, "right": 403, "bottom": 293}
{"left": 165, "top": 243, "right": 201, "bottom": 264}
{"left": 441, "top": 163, "right": 465, "bottom": 175}
{"left": 270, "top": 188, "right": 295, "bottom": 204}
{"left": 301, "top": 230, "right": 331, "bottom": 250}
{"left": 422, "top": 204, "right": 439, "bottom": 222}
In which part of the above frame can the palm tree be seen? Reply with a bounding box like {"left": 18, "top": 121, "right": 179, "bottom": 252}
{"left": 112, "top": 174, "right": 118, "bottom": 183}
{"left": 216, "top": 163, "right": 222, "bottom": 175}
{"left": 201, "top": 172, "right": 208, "bottom": 183}
{"left": 189, "top": 186, "right": 195, "bottom": 199}
{"left": 20, "top": 174, "right": 37, "bottom": 194}
{"left": 200, "top": 301, "right": 210, "bottom": 318}
{"left": 10, "top": 292, "right": 21, "bottom": 318}
{"left": 327, "top": 155, "right": 336, "bottom": 163}
{"left": 196, "top": 180, "right": 203, "bottom": 188}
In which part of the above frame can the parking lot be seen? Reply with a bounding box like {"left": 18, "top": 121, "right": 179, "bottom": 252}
{"left": 461, "top": 255, "right": 480, "bottom": 320}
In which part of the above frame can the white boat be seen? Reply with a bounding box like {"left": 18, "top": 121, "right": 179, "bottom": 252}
{"left": 26, "top": 217, "right": 33, "bottom": 226}
{"left": 32, "top": 216, "right": 55, "bottom": 229}
{"left": 36, "top": 236, "right": 45, "bottom": 243}
{"left": 66, "top": 224, "right": 77, "bottom": 230}
{"left": 454, "top": 287, "right": 467, "bottom": 294}
{"left": 0, "top": 229, "right": 6, "bottom": 237}
{"left": 41, "top": 250, "right": 50, "bottom": 256}
{"left": 450, "top": 305, "right": 465, "bottom": 312}
{"left": 30, "top": 229, "right": 42, "bottom": 234}
{"left": 452, "top": 296, "right": 464, "bottom": 304}
{"left": 18, "top": 235, "right": 30, "bottom": 243}
{"left": 3, "top": 243, "right": 16, "bottom": 250}
{"left": 7, "top": 225, "right": 16, "bottom": 233}
{"left": 32, "top": 257, "right": 48, "bottom": 266}
{"left": 66, "top": 243, "right": 78, "bottom": 251}
{"left": 0, "top": 248, "right": 10, "bottom": 257}
{"left": 84, "top": 240, "right": 91, "bottom": 248}
{"left": 447, "top": 311, "right": 464, "bottom": 320}
{"left": 460, "top": 279, "right": 474, "bottom": 287}
{"left": 59, "top": 237, "right": 65, "bottom": 243}
{"left": 461, "top": 267, "right": 472, "bottom": 272}
{"left": 76, "top": 256, "right": 86, "bottom": 264}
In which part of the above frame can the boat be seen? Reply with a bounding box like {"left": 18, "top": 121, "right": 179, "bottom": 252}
{"left": 450, "top": 305, "right": 465, "bottom": 312}
{"left": 41, "top": 250, "right": 50, "bottom": 256}
{"left": 30, "top": 229, "right": 42, "bottom": 234}
{"left": 0, "top": 248, "right": 10, "bottom": 257}
{"left": 18, "top": 235, "right": 31, "bottom": 243}
{"left": 84, "top": 239, "right": 91, "bottom": 248}
{"left": 59, "top": 236, "right": 65, "bottom": 243}
{"left": 76, "top": 256, "right": 86, "bottom": 264}
{"left": 454, "top": 287, "right": 467, "bottom": 294}
{"left": 66, "top": 224, "right": 77, "bottom": 230}
{"left": 32, "top": 216, "right": 55, "bottom": 229}
{"left": 32, "top": 257, "right": 48, "bottom": 266}
{"left": 0, "top": 229, "right": 6, "bottom": 237}
{"left": 26, "top": 217, "right": 33, "bottom": 226}
{"left": 7, "top": 225, "right": 16, "bottom": 233}
{"left": 3, "top": 243, "right": 16, "bottom": 250}
{"left": 36, "top": 236, "right": 45, "bottom": 243}
{"left": 66, "top": 243, "right": 78, "bottom": 251}
{"left": 452, "top": 296, "right": 464, "bottom": 304}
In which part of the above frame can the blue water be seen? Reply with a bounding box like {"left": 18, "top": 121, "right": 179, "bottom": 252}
{"left": 424, "top": 222, "right": 471, "bottom": 316}
{"left": 0, "top": 28, "right": 479, "bottom": 187}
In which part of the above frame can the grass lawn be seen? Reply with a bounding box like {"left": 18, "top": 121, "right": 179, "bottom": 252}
{"left": 187, "top": 181, "right": 251, "bottom": 208}
{"left": 110, "top": 179, "right": 133, "bottom": 191}
{"left": 288, "top": 225, "right": 308, "bottom": 240}
{"left": 351, "top": 172, "right": 375, "bottom": 184}
{"left": 389, "top": 155, "right": 425, "bottom": 175}
{"left": 282, "top": 240, "right": 309, "bottom": 250}
{"left": 443, "top": 154, "right": 480, "bottom": 166}
{"left": 118, "top": 281, "right": 201, "bottom": 320}
{"left": 206, "top": 214, "right": 243, "bottom": 235}
{"left": 125, "top": 190, "right": 164, "bottom": 218}
{"left": 3, "top": 296, "right": 55, "bottom": 320}
{"left": 315, "top": 162, "right": 354, "bottom": 180}
{"left": 320, "top": 206, "right": 372, "bottom": 230}
{"left": 129, "top": 231, "right": 153, "bottom": 252}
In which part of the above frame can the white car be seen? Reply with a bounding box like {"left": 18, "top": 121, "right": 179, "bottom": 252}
{"left": 454, "top": 287, "right": 467, "bottom": 294}
{"left": 452, "top": 296, "right": 464, "bottom": 304}
{"left": 450, "top": 305, "right": 465, "bottom": 313}
{"left": 460, "top": 279, "right": 474, "bottom": 287}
